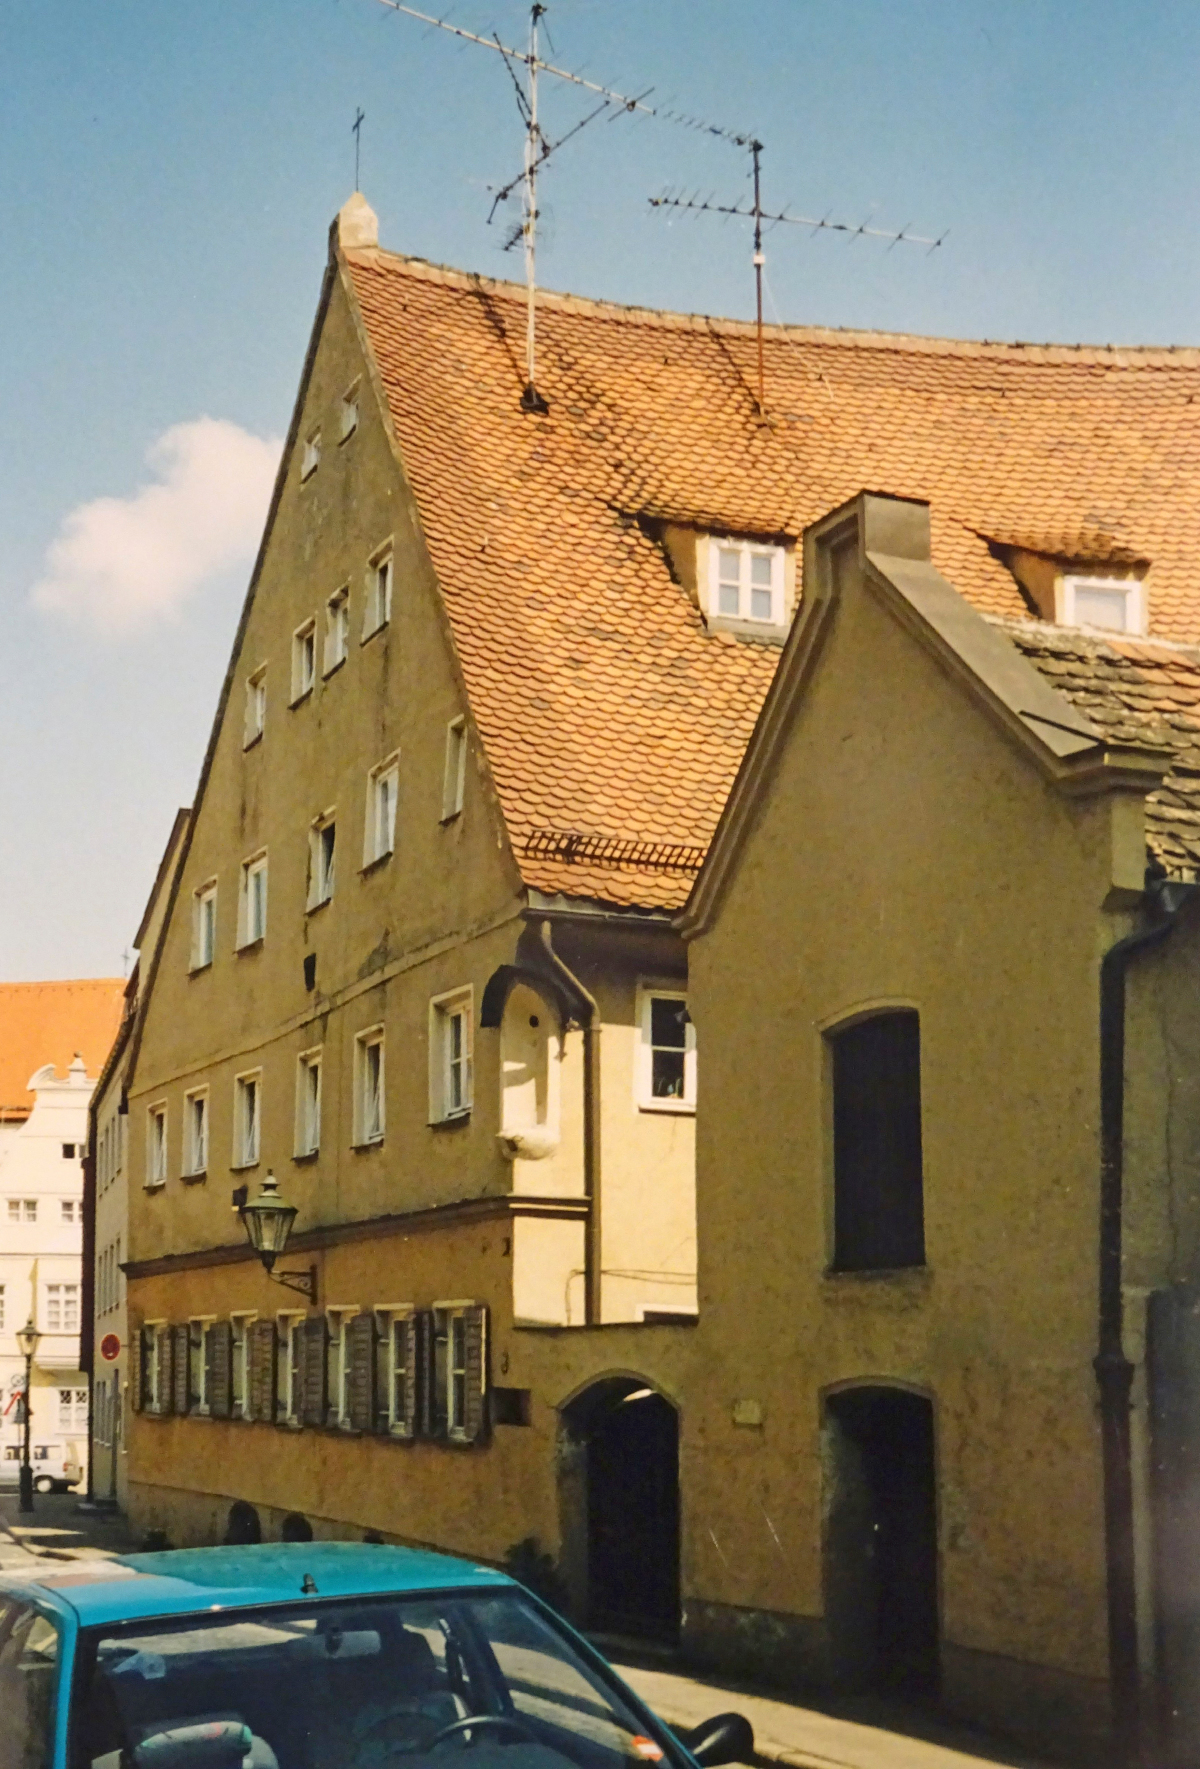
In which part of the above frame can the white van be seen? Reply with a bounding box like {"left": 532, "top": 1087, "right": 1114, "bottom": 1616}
{"left": 0, "top": 1440, "right": 83, "bottom": 1492}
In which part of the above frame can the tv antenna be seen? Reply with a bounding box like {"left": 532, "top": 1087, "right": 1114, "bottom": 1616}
{"left": 651, "top": 143, "right": 947, "bottom": 416}
{"left": 372, "top": 0, "right": 750, "bottom": 413}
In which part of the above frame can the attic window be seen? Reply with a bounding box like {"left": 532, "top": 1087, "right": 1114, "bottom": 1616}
{"left": 706, "top": 538, "right": 786, "bottom": 630}
{"left": 1061, "top": 575, "right": 1145, "bottom": 636}
{"left": 301, "top": 432, "right": 321, "bottom": 481}
{"left": 340, "top": 383, "right": 360, "bottom": 442}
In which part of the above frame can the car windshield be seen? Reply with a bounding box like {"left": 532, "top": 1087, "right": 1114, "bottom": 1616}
{"left": 74, "top": 1589, "right": 680, "bottom": 1769}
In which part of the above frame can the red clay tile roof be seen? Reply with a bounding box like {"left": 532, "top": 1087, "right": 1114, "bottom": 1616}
{"left": 0, "top": 980, "right": 124, "bottom": 1120}
{"left": 346, "top": 247, "right": 1200, "bottom": 907}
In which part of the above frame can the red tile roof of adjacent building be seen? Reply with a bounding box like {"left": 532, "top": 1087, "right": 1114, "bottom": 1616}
{"left": 345, "top": 246, "right": 1200, "bottom": 906}
{"left": 0, "top": 980, "right": 125, "bottom": 1120}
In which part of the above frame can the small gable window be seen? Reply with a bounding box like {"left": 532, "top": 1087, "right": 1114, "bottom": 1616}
{"left": 1061, "top": 575, "right": 1145, "bottom": 636}
{"left": 364, "top": 546, "right": 393, "bottom": 639}
{"left": 301, "top": 431, "right": 321, "bottom": 481}
{"left": 340, "top": 382, "right": 360, "bottom": 442}
{"left": 706, "top": 538, "right": 786, "bottom": 630}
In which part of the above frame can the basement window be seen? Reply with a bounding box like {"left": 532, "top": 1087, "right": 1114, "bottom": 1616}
{"left": 1060, "top": 576, "right": 1146, "bottom": 636}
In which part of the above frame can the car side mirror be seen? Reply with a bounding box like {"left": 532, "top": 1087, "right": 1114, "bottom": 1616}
{"left": 681, "top": 1711, "right": 755, "bottom": 1767}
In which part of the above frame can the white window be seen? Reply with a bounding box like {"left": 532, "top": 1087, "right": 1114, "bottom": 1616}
{"left": 707, "top": 538, "right": 786, "bottom": 627}
{"left": 340, "top": 382, "right": 360, "bottom": 442}
{"left": 292, "top": 619, "right": 317, "bottom": 702}
{"left": 58, "top": 1387, "right": 87, "bottom": 1430}
{"left": 430, "top": 989, "right": 473, "bottom": 1122}
{"left": 46, "top": 1284, "right": 80, "bottom": 1332}
{"left": 326, "top": 1309, "right": 356, "bottom": 1427}
{"left": 635, "top": 986, "right": 697, "bottom": 1112}
{"left": 234, "top": 1072, "right": 261, "bottom": 1168}
{"left": 144, "top": 1322, "right": 166, "bottom": 1413}
{"left": 238, "top": 852, "right": 268, "bottom": 947}
{"left": 302, "top": 430, "right": 321, "bottom": 480}
{"left": 244, "top": 667, "right": 266, "bottom": 747}
{"left": 364, "top": 547, "right": 393, "bottom": 638}
{"left": 355, "top": 1027, "right": 385, "bottom": 1146}
{"left": 60, "top": 1199, "right": 79, "bottom": 1225}
{"left": 1060, "top": 575, "right": 1146, "bottom": 636}
{"left": 230, "top": 1313, "right": 255, "bottom": 1418}
{"left": 434, "top": 1303, "right": 484, "bottom": 1443}
{"left": 0, "top": 1285, "right": 5, "bottom": 1330}
{"left": 184, "top": 1089, "right": 209, "bottom": 1177}
{"left": 295, "top": 1048, "right": 322, "bottom": 1157}
{"left": 147, "top": 1105, "right": 168, "bottom": 1188}
{"left": 364, "top": 754, "right": 399, "bottom": 865}
{"left": 324, "top": 586, "right": 350, "bottom": 674}
{"left": 277, "top": 1313, "right": 305, "bottom": 1425}
{"left": 192, "top": 881, "right": 217, "bottom": 970}
{"left": 308, "top": 815, "right": 336, "bottom": 909}
{"left": 379, "top": 1308, "right": 414, "bottom": 1436}
{"left": 442, "top": 717, "right": 467, "bottom": 821}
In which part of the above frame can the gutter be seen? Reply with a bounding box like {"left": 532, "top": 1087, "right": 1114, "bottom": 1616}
{"left": 1097, "top": 877, "right": 1195, "bottom": 1765}
{"left": 534, "top": 922, "right": 603, "bottom": 1327}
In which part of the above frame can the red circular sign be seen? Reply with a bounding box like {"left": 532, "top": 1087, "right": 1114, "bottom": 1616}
{"left": 100, "top": 1334, "right": 121, "bottom": 1362}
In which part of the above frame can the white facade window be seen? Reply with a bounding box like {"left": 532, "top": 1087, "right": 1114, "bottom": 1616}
{"left": 355, "top": 1028, "right": 385, "bottom": 1146}
{"left": 58, "top": 1387, "right": 87, "bottom": 1431}
{"left": 238, "top": 852, "right": 268, "bottom": 947}
{"left": 308, "top": 816, "right": 336, "bottom": 909}
{"left": 430, "top": 989, "right": 473, "bottom": 1122}
{"left": 192, "top": 881, "right": 217, "bottom": 970}
{"left": 46, "top": 1284, "right": 79, "bottom": 1332}
{"left": 301, "top": 431, "right": 321, "bottom": 480}
{"left": 1060, "top": 575, "right": 1146, "bottom": 636}
{"left": 380, "top": 1309, "right": 413, "bottom": 1436}
{"left": 292, "top": 619, "right": 317, "bottom": 701}
{"left": 364, "top": 548, "right": 393, "bottom": 638}
{"left": 235, "top": 1072, "right": 261, "bottom": 1168}
{"left": 184, "top": 1089, "right": 209, "bottom": 1176}
{"left": 147, "top": 1106, "right": 168, "bottom": 1188}
{"left": 295, "top": 1049, "right": 322, "bottom": 1157}
{"left": 442, "top": 717, "right": 467, "bottom": 821}
{"left": 364, "top": 755, "right": 399, "bottom": 865}
{"left": 433, "top": 1303, "right": 484, "bottom": 1443}
{"left": 60, "top": 1200, "right": 79, "bottom": 1225}
{"left": 244, "top": 667, "right": 266, "bottom": 747}
{"left": 324, "top": 587, "right": 350, "bottom": 674}
{"left": 340, "top": 382, "right": 360, "bottom": 441}
{"left": 635, "top": 985, "right": 696, "bottom": 1112}
{"left": 230, "top": 1313, "right": 255, "bottom": 1418}
{"left": 0, "top": 1285, "right": 5, "bottom": 1330}
{"left": 707, "top": 538, "right": 786, "bottom": 627}
{"left": 326, "top": 1310, "right": 356, "bottom": 1427}
{"left": 278, "top": 1313, "right": 305, "bottom": 1425}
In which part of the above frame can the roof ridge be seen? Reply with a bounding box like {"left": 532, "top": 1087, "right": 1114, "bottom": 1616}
{"left": 347, "top": 244, "right": 1200, "bottom": 367}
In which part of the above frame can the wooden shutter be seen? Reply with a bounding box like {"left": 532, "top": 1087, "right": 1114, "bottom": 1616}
{"left": 460, "top": 1305, "right": 488, "bottom": 1445}
{"left": 249, "top": 1319, "right": 276, "bottom": 1423}
{"left": 417, "top": 1310, "right": 436, "bottom": 1438}
{"left": 373, "top": 1316, "right": 392, "bottom": 1434}
{"left": 128, "top": 1323, "right": 143, "bottom": 1414}
{"left": 301, "top": 1317, "right": 327, "bottom": 1427}
{"left": 156, "top": 1326, "right": 174, "bottom": 1415}
{"left": 172, "top": 1325, "right": 191, "bottom": 1415}
{"left": 347, "top": 1313, "right": 375, "bottom": 1434}
{"left": 208, "top": 1321, "right": 232, "bottom": 1419}
{"left": 402, "top": 1313, "right": 420, "bottom": 1440}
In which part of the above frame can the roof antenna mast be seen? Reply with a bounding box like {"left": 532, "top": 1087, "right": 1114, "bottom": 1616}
{"left": 751, "top": 140, "right": 765, "bottom": 416}
{"left": 520, "top": 5, "right": 549, "bottom": 414}
{"left": 352, "top": 107, "right": 366, "bottom": 191}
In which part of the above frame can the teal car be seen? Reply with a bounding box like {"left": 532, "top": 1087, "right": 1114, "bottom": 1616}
{"left": 0, "top": 1544, "right": 752, "bottom": 1769}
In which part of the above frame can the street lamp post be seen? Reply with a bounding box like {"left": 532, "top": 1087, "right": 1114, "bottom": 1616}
{"left": 15, "top": 1317, "right": 41, "bottom": 1514}
{"left": 237, "top": 1173, "right": 316, "bottom": 1303}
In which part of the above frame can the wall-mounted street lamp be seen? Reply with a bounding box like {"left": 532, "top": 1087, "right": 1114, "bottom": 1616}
{"left": 14, "top": 1316, "right": 41, "bottom": 1514}
{"left": 237, "top": 1173, "right": 317, "bottom": 1304}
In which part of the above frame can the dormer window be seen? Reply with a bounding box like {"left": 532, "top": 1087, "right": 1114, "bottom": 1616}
{"left": 1061, "top": 575, "right": 1146, "bottom": 636}
{"left": 706, "top": 538, "right": 786, "bottom": 630}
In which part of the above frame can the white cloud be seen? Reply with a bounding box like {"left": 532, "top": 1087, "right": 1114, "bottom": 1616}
{"left": 32, "top": 417, "right": 282, "bottom": 632}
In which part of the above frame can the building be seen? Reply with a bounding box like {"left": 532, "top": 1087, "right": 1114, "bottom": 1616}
{"left": 83, "top": 810, "right": 189, "bottom": 1508}
{"left": 0, "top": 981, "right": 123, "bottom": 1486}
{"left": 120, "top": 193, "right": 1200, "bottom": 1757}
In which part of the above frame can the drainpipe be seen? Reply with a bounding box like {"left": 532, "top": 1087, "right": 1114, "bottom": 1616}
{"left": 536, "top": 923, "right": 602, "bottom": 1326}
{"left": 1097, "top": 878, "right": 1195, "bottom": 1765}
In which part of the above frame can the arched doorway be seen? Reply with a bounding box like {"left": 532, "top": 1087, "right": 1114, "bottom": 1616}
{"left": 561, "top": 1378, "right": 679, "bottom": 1642}
{"left": 823, "top": 1385, "right": 939, "bottom": 1695}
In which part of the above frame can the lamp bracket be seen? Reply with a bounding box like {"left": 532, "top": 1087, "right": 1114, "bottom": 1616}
{"left": 269, "top": 1265, "right": 318, "bottom": 1304}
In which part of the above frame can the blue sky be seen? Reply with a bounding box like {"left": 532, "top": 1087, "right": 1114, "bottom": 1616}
{"left": 4, "top": 0, "right": 1200, "bottom": 980}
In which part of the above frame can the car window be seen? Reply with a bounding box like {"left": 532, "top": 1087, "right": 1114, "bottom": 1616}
{"left": 0, "top": 1598, "right": 61, "bottom": 1769}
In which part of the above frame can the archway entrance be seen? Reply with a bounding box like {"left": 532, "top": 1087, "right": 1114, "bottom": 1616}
{"left": 561, "top": 1378, "right": 679, "bottom": 1642}
{"left": 824, "top": 1386, "right": 939, "bottom": 1695}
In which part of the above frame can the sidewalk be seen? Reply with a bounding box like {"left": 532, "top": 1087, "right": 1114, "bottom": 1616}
{"left": 0, "top": 1488, "right": 139, "bottom": 1573}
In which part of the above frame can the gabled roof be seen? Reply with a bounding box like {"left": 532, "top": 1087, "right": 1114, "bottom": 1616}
{"left": 343, "top": 241, "right": 1200, "bottom": 910}
{"left": 0, "top": 980, "right": 124, "bottom": 1120}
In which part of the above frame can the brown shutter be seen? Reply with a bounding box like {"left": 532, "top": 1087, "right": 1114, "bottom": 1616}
{"left": 249, "top": 1319, "right": 276, "bottom": 1422}
{"left": 128, "top": 1323, "right": 144, "bottom": 1414}
{"left": 374, "top": 1316, "right": 392, "bottom": 1434}
{"left": 415, "top": 1310, "right": 435, "bottom": 1438}
{"left": 301, "top": 1317, "right": 327, "bottom": 1427}
{"left": 208, "top": 1321, "right": 232, "bottom": 1419}
{"left": 156, "top": 1326, "right": 174, "bottom": 1415}
{"left": 347, "top": 1313, "right": 375, "bottom": 1434}
{"left": 402, "top": 1313, "right": 419, "bottom": 1440}
{"left": 430, "top": 1310, "right": 448, "bottom": 1439}
{"left": 460, "top": 1305, "right": 488, "bottom": 1445}
{"left": 172, "top": 1325, "right": 190, "bottom": 1415}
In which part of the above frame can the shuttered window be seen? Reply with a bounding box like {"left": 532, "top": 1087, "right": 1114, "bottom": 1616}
{"left": 433, "top": 1304, "right": 487, "bottom": 1444}
{"left": 831, "top": 1010, "right": 925, "bottom": 1272}
{"left": 346, "top": 1312, "right": 375, "bottom": 1433}
{"left": 171, "top": 1324, "right": 191, "bottom": 1415}
{"left": 207, "top": 1321, "right": 233, "bottom": 1419}
{"left": 274, "top": 1317, "right": 304, "bottom": 1426}
{"left": 375, "top": 1310, "right": 419, "bottom": 1439}
{"left": 300, "top": 1317, "right": 327, "bottom": 1427}
{"left": 248, "top": 1319, "right": 276, "bottom": 1422}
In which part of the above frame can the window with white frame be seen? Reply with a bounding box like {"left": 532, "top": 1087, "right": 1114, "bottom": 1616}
{"left": 341, "top": 382, "right": 360, "bottom": 441}
{"left": 325, "top": 1309, "right": 355, "bottom": 1427}
{"left": 1060, "top": 575, "right": 1146, "bottom": 636}
{"left": 308, "top": 815, "right": 336, "bottom": 909}
{"left": 364, "top": 754, "right": 399, "bottom": 866}
{"left": 301, "top": 430, "right": 321, "bottom": 481}
{"left": 244, "top": 667, "right": 266, "bottom": 747}
{"left": 188, "top": 1320, "right": 209, "bottom": 1414}
{"left": 58, "top": 1387, "right": 87, "bottom": 1431}
{"left": 292, "top": 618, "right": 317, "bottom": 702}
{"left": 277, "top": 1313, "right": 305, "bottom": 1425}
{"left": 434, "top": 1303, "right": 484, "bottom": 1443}
{"left": 380, "top": 1308, "right": 414, "bottom": 1436}
{"left": 230, "top": 1313, "right": 255, "bottom": 1418}
{"left": 635, "top": 986, "right": 696, "bottom": 1112}
{"left": 355, "top": 1027, "right": 385, "bottom": 1146}
{"left": 295, "top": 1048, "right": 322, "bottom": 1157}
{"left": 429, "top": 989, "right": 473, "bottom": 1122}
{"left": 184, "top": 1088, "right": 209, "bottom": 1176}
{"left": 0, "top": 1285, "right": 5, "bottom": 1331}
{"left": 324, "top": 587, "right": 350, "bottom": 674}
{"left": 364, "top": 547, "right": 393, "bottom": 638}
{"left": 144, "top": 1322, "right": 166, "bottom": 1413}
{"left": 442, "top": 717, "right": 467, "bottom": 821}
{"left": 238, "top": 852, "right": 268, "bottom": 947}
{"left": 147, "top": 1105, "right": 168, "bottom": 1187}
{"left": 46, "top": 1284, "right": 80, "bottom": 1332}
{"left": 234, "top": 1072, "right": 261, "bottom": 1168}
{"left": 61, "top": 1199, "right": 79, "bottom": 1225}
{"left": 192, "top": 881, "right": 217, "bottom": 970}
{"left": 707, "top": 538, "right": 786, "bottom": 628}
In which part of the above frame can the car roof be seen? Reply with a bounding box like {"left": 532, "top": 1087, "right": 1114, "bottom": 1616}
{"left": 0, "top": 1542, "right": 514, "bottom": 1628}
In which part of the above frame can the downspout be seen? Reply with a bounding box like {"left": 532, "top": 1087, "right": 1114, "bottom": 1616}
{"left": 536, "top": 922, "right": 602, "bottom": 1326}
{"left": 1098, "top": 879, "right": 1194, "bottom": 1764}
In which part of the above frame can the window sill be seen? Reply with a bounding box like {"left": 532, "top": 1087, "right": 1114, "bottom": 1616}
{"left": 353, "top": 1136, "right": 385, "bottom": 1152}
{"left": 293, "top": 1149, "right": 319, "bottom": 1165}
{"left": 638, "top": 1099, "right": 696, "bottom": 1117}
{"left": 306, "top": 895, "right": 332, "bottom": 916}
{"left": 359, "top": 851, "right": 393, "bottom": 877}
{"left": 290, "top": 686, "right": 314, "bottom": 709}
{"left": 322, "top": 656, "right": 346, "bottom": 681}
{"left": 242, "top": 731, "right": 264, "bottom": 752}
{"left": 143, "top": 1180, "right": 166, "bottom": 1193}
{"left": 439, "top": 808, "right": 463, "bottom": 825}
{"left": 230, "top": 1159, "right": 261, "bottom": 1174}
{"left": 236, "top": 937, "right": 264, "bottom": 955}
{"left": 703, "top": 613, "right": 789, "bottom": 647}
{"left": 181, "top": 1170, "right": 207, "bottom": 1186}
{"left": 361, "top": 621, "right": 388, "bottom": 645}
{"left": 823, "top": 1264, "right": 931, "bottom": 1290}
{"left": 188, "top": 960, "right": 213, "bottom": 977}
{"left": 431, "top": 1110, "right": 472, "bottom": 1130}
